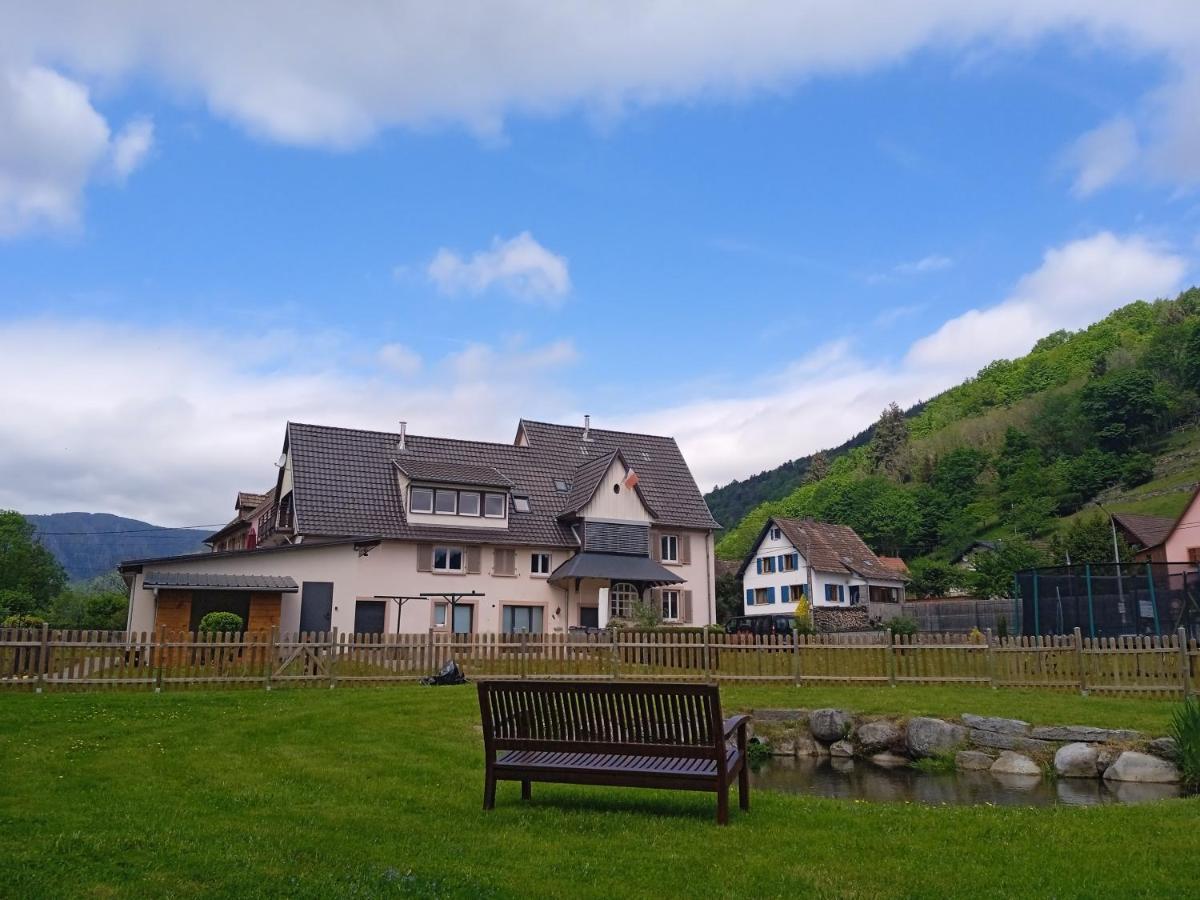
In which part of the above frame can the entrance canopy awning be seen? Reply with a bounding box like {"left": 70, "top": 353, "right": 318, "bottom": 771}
{"left": 142, "top": 572, "right": 299, "bottom": 592}
{"left": 548, "top": 553, "right": 684, "bottom": 587}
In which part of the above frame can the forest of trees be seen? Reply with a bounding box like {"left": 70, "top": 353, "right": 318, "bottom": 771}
{"left": 714, "top": 288, "right": 1200, "bottom": 598}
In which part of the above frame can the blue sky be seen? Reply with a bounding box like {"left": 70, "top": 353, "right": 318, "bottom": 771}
{"left": 1, "top": 4, "right": 1198, "bottom": 523}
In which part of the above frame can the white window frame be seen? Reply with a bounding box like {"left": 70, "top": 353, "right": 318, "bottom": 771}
{"left": 458, "top": 491, "right": 481, "bottom": 517}
{"left": 433, "top": 602, "right": 448, "bottom": 627}
{"left": 409, "top": 486, "right": 434, "bottom": 514}
{"left": 660, "top": 534, "right": 679, "bottom": 563}
{"left": 484, "top": 493, "right": 507, "bottom": 518}
{"left": 661, "top": 589, "right": 680, "bottom": 622}
{"left": 433, "top": 545, "right": 464, "bottom": 573}
{"left": 609, "top": 582, "right": 639, "bottom": 619}
{"left": 434, "top": 489, "right": 458, "bottom": 515}
{"left": 530, "top": 552, "right": 551, "bottom": 576}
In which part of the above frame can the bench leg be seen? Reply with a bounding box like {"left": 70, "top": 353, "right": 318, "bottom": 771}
{"left": 483, "top": 769, "right": 496, "bottom": 810}
{"left": 738, "top": 762, "right": 750, "bottom": 811}
{"left": 521, "top": 780, "right": 532, "bottom": 801}
{"left": 716, "top": 784, "right": 729, "bottom": 825}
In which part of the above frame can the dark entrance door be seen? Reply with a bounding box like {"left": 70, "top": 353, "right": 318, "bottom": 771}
{"left": 579, "top": 606, "right": 599, "bottom": 628}
{"left": 354, "top": 600, "right": 386, "bottom": 635}
{"left": 299, "top": 582, "right": 333, "bottom": 634}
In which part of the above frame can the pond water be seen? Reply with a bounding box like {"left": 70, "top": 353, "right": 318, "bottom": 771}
{"left": 751, "top": 756, "right": 1183, "bottom": 807}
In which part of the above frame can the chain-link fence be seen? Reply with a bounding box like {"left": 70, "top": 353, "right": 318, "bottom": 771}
{"left": 1015, "top": 562, "right": 1200, "bottom": 639}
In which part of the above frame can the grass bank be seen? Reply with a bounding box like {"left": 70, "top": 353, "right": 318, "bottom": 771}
{"left": 0, "top": 685, "right": 1195, "bottom": 898}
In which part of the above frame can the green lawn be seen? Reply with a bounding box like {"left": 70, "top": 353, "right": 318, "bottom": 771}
{"left": 1, "top": 685, "right": 1196, "bottom": 898}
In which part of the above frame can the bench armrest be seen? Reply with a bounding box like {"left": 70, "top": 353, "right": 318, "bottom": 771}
{"left": 723, "top": 715, "right": 750, "bottom": 740}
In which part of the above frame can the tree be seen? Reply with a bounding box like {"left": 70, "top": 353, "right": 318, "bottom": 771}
{"left": 1050, "top": 514, "right": 1132, "bottom": 565}
{"left": 715, "top": 570, "right": 743, "bottom": 624}
{"left": 803, "top": 451, "right": 830, "bottom": 484}
{"left": 967, "top": 539, "right": 1049, "bottom": 600}
{"left": 48, "top": 572, "right": 128, "bottom": 630}
{"left": 868, "top": 403, "right": 909, "bottom": 478}
{"left": 1079, "top": 369, "right": 1169, "bottom": 451}
{"left": 0, "top": 511, "right": 66, "bottom": 619}
{"left": 906, "top": 558, "right": 963, "bottom": 599}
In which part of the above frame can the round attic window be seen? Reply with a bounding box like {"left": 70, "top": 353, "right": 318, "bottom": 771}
{"left": 613, "top": 484, "right": 621, "bottom": 494}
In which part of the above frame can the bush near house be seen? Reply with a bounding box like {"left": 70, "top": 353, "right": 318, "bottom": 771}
{"left": 198, "top": 611, "right": 244, "bottom": 634}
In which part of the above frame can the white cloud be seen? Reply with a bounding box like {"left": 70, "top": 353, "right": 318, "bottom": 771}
{"left": 623, "top": 231, "right": 1188, "bottom": 489}
{"left": 896, "top": 254, "right": 953, "bottom": 275}
{"left": 0, "top": 321, "right": 579, "bottom": 523}
{"left": 1, "top": 3, "right": 1199, "bottom": 192}
{"left": 0, "top": 65, "right": 152, "bottom": 236}
{"left": 905, "top": 232, "right": 1185, "bottom": 373}
{"left": 1063, "top": 117, "right": 1139, "bottom": 197}
{"left": 427, "top": 232, "right": 571, "bottom": 303}
{"left": 110, "top": 117, "right": 154, "bottom": 180}
{"left": 446, "top": 337, "right": 578, "bottom": 380}
{"left": 376, "top": 342, "right": 422, "bottom": 376}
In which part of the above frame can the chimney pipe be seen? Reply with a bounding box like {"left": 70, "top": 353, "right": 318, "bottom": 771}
{"left": 582, "top": 414, "right": 592, "bottom": 442}
{"left": 398, "top": 420, "right": 407, "bottom": 452}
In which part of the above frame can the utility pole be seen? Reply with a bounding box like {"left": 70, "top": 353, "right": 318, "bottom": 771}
{"left": 1094, "top": 501, "right": 1126, "bottom": 624}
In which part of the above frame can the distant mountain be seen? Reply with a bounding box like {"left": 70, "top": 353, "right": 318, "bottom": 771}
{"left": 26, "top": 512, "right": 212, "bottom": 581}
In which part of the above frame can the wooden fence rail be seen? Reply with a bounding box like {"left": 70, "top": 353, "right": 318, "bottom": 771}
{"left": 1, "top": 626, "right": 1196, "bottom": 697}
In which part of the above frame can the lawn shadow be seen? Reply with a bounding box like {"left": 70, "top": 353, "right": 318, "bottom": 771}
{"left": 489, "top": 785, "right": 736, "bottom": 824}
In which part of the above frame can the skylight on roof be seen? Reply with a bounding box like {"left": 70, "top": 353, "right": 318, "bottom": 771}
{"left": 554, "top": 480, "right": 569, "bottom": 492}
{"left": 513, "top": 496, "right": 532, "bottom": 513}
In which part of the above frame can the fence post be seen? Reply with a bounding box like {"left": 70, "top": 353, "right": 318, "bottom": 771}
{"left": 520, "top": 631, "right": 528, "bottom": 679}
{"left": 886, "top": 629, "right": 896, "bottom": 687}
{"left": 34, "top": 624, "right": 49, "bottom": 693}
{"left": 792, "top": 629, "right": 801, "bottom": 687}
{"left": 1179, "top": 627, "right": 1192, "bottom": 699}
{"left": 609, "top": 629, "right": 619, "bottom": 680}
{"left": 426, "top": 627, "right": 435, "bottom": 675}
{"left": 985, "top": 628, "right": 996, "bottom": 690}
{"left": 265, "top": 626, "right": 278, "bottom": 690}
{"left": 327, "top": 628, "right": 339, "bottom": 689}
{"left": 702, "top": 628, "right": 711, "bottom": 683}
{"left": 155, "top": 626, "right": 166, "bottom": 693}
{"left": 1074, "top": 626, "right": 1087, "bottom": 696}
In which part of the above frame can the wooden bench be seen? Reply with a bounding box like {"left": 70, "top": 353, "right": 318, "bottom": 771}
{"left": 477, "top": 680, "right": 750, "bottom": 824}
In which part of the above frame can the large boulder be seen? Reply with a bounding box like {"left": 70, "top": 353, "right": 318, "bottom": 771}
{"left": 809, "top": 708, "right": 852, "bottom": 743}
{"left": 906, "top": 717, "right": 968, "bottom": 758}
{"left": 955, "top": 750, "right": 995, "bottom": 771}
{"left": 962, "top": 714, "right": 1030, "bottom": 736}
{"left": 990, "top": 751, "right": 1041, "bottom": 777}
{"left": 1103, "top": 751, "right": 1181, "bottom": 784}
{"left": 1030, "top": 725, "right": 1139, "bottom": 743}
{"left": 1146, "top": 737, "right": 1179, "bottom": 761}
{"left": 1054, "top": 742, "right": 1099, "bottom": 778}
{"left": 968, "top": 729, "right": 1053, "bottom": 753}
{"left": 856, "top": 720, "right": 903, "bottom": 753}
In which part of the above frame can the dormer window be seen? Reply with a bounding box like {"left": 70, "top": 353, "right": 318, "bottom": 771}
{"left": 434, "top": 489, "right": 458, "bottom": 514}
{"left": 484, "top": 493, "right": 506, "bottom": 518}
{"left": 459, "top": 492, "right": 481, "bottom": 517}
{"left": 410, "top": 487, "right": 434, "bottom": 514}
{"left": 512, "top": 495, "right": 531, "bottom": 513}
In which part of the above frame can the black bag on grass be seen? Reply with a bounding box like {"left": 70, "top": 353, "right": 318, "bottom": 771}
{"left": 421, "top": 660, "right": 466, "bottom": 686}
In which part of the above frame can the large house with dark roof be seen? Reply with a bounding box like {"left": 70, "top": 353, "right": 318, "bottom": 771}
{"left": 121, "top": 417, "right": 721, "bottom": 635}
{"left": 737, "top": 516, "right": 906, "bottom": 617}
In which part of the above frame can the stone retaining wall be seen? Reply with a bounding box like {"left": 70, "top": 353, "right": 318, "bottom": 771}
{"left": 748, "top": 707, "right": 1183, "bottom": 786}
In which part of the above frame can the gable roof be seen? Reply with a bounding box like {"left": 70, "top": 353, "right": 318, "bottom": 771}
{"left": 395, "top": 459, "right": 513, "bottom": 489}
{"left": 284, "top": 418, "right": 718, "bottom": 548}
{"left": 877, "top": 556, "right": 909, "bottom": 576}
{"left": 1112, "top": 512, "right": 1175, "bottom": 550}
{"left": 738, "top": 516, "right": 904, "bottom": 581}
{"left": 556, "top": 447, "right": 659, "bottom": 520}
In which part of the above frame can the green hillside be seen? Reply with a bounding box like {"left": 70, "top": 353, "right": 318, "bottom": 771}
{"left": 25, "top": 512, "right": 212, "bottom": 581}
{"left": 712, "top": 288, "right": 1200, "bottom": 593}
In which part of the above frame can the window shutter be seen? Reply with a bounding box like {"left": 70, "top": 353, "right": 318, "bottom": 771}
{"left": 650, "top": 531, "right": 661, "bottom": 561}
{"left": 466, "top": 546, "right": 481, "bottom": 574}
{"left": 745, "top": 588, "right": 754, "bottom": 607}
{"left": 416, "top": 543, "right": 432, "bottom": 572}
{"left": 766, "top": 586, "right": 776, "bottom": 604}
{"left": 682, "top": 590, "right": 693, "bottom": 622}
{"left": 756, "top": 558, "right": 762, "bottom": 575}
{"left": 679, "top": 534, "right": 692, "bottom": 565}
{"left": 492, "top": 548, "right": 505, "bottom": 575}
{"left": 781, "top": 585, "right": 790, "bottom": 603}
{"left": 792, "top": 552, "right": 800, "bottom": 569}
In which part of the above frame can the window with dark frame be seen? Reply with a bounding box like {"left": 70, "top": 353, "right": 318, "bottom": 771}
{"left": 512, "top": 495, "right": 531, "bottom": 513}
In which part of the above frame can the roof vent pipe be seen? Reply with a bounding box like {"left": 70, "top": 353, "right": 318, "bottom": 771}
{"left": 398, "top": 420, "right": 407, "bottom": 452}
{"left": 582, "top": 414, "right": 592, "bottom": 442}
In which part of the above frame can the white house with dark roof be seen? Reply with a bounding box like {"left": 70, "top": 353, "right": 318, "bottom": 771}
{"left": 121, "top": 417, "right": 720, "bottom": 635}
{"left": 737, "top": 516, "right": 906, "bottom": 617}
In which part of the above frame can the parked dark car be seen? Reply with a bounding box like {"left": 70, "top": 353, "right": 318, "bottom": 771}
{"left": 725, "top": 614, "right": 796, "bottom": 636}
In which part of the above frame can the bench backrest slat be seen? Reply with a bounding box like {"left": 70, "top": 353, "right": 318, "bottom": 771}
{"left": 478, "top": 680, "right": 723, "bottom": 759}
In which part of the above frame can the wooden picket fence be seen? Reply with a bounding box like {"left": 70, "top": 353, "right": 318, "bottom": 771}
{"left": 0, "top": 626, "right": 1196, "bottom": 697}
